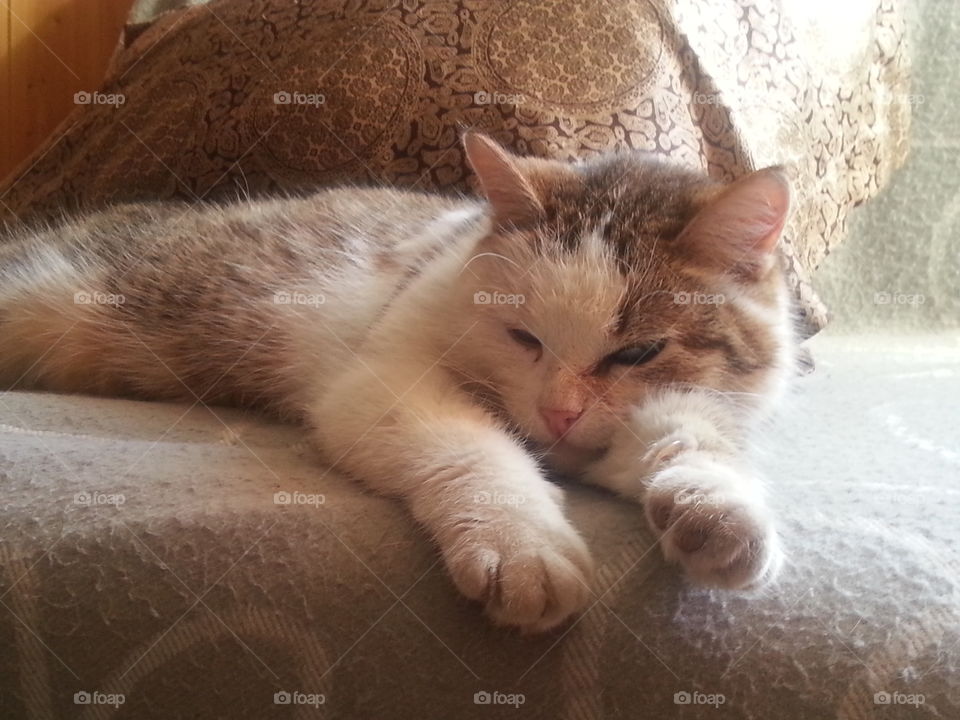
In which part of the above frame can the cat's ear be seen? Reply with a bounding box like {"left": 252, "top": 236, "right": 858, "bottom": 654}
{"left": 462, "top": 131, "right": 552, "bottom": 229}
{"left": 677, "top": 167, "right": 791, "bottom": 278}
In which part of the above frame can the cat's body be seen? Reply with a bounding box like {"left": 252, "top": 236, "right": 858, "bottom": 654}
{"left": 0, "top": 188, "right": 472, "bottom": 413}
{"left": 0, "top": 134, "right": 795, "bottom": 631}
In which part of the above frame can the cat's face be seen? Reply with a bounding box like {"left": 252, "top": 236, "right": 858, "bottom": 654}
{"left": 452, "top": 134, "right": 793, "bottom": 454}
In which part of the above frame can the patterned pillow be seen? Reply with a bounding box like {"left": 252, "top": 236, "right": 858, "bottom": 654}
{"left": 0, "top": 0, "right": 910, "bottom": 338}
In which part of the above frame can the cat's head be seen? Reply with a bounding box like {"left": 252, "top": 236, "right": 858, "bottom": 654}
{"left": 449, "top": 132, "right": 794, "bottom": 454}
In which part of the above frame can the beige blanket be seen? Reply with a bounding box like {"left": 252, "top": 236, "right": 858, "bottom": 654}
{"left": 2, "top": 332, "right": 958, "bottom": 718}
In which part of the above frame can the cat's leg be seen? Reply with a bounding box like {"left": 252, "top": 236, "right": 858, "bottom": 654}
{"left": 313, "top": 360, "right": 594, "bottom": 632}
{"left": 581, "top": 390, "right": 782, "bottom": 589}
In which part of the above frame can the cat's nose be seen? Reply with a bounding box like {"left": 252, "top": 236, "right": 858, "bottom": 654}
{"left": 540, "top": 407, "right": 583, "bottom": 439}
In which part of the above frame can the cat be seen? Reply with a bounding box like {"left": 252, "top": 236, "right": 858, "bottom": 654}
{"left": 0, "top": 132, "right": 794, "bottom": 632}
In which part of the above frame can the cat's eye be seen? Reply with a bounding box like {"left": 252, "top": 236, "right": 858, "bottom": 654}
{"left": 605, "top": 340, "right": 667, "bottom": 367}
{"left": 507, "top": 328, "right": 542, "bottom": 350}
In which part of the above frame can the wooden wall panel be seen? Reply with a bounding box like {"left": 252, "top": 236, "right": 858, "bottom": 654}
{"left": 1, "top": 5, "right": 11, "bottom": 181}
{"left": 0, "top": 0, "right": 134, "bottom": 181}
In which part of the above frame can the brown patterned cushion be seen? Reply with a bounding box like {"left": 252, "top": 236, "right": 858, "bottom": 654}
{"left": 0, "top": 0, "right": 910, "bottom": 338}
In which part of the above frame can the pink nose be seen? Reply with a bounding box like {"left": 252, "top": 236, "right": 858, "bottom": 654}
{"left": 540, "top": 408, "right": 582, "bottom": 439}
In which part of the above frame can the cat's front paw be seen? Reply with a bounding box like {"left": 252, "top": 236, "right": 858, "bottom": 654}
{"left": 441, "top": 508, "right": 594, "bottom": 633}
{"left": 644, "top": 455, "right": 782, "bottom": 589}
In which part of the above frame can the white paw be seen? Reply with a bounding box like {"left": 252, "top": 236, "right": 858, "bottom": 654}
{"left": 644, "top": 455, "right": 782, "bottom": 589}
{"left": 441, "top": 507, "right": 595, "bottom": 632}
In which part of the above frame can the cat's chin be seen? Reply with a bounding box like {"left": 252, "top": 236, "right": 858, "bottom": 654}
{"left": 543, "top": 440, "right": 606, "bottom": 475}
{"left": 554, "top": 436, "right": 598, "bottom": 453}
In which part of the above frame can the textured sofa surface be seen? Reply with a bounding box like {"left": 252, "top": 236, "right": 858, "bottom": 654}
{"left": 2, "top": 331, "right": 958, "bottom": 719}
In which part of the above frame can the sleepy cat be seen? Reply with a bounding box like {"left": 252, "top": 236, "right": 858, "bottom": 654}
{"left": 0, "top": 132, "right": 794, "bottom": 632}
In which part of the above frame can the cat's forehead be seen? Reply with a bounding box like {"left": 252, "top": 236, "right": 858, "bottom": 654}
{"left": 516, "top": 225, "right": 687, "bottom": 349}
{"left": 541, "top": 154, "right": 714, "bottom": 268}
{"left": 516, "top": 159, "right": 716, "bottom": 336}
{"left": 508, "top": 230, "right": 627, "bottom": 363}
{"left": 508, "top": 223, "right": 778, "bottom": 381}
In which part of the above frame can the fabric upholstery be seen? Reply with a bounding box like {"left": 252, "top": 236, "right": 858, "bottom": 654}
{"left": 0, "top": 0, "right": 911, "bottom": 338}
{"left": 2, "top": 332, "right": 958, "bottom": 718}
